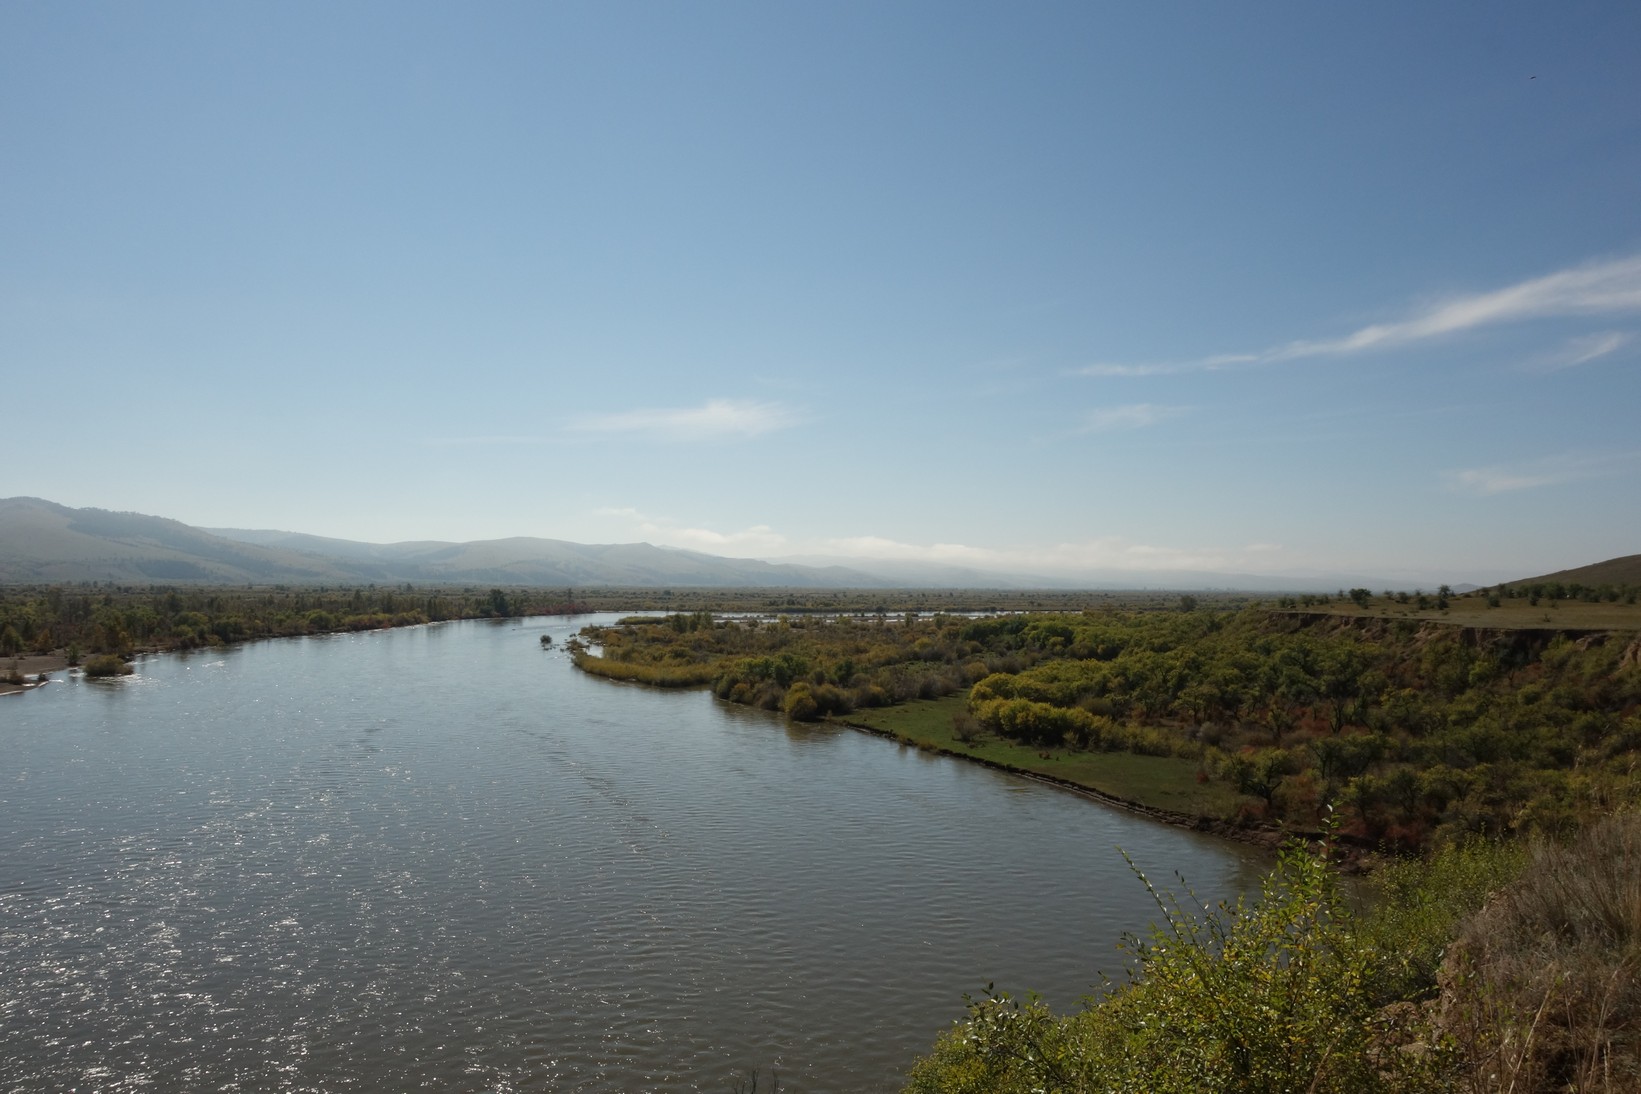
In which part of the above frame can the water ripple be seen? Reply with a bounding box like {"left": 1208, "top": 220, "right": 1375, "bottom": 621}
{"left": 0, "top": 616, "right": 1264, "bottom": 1091}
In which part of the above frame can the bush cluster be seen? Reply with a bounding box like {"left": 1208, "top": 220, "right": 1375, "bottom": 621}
{"left": 905, "top": 829, "right": 1545, "bottom": 1093}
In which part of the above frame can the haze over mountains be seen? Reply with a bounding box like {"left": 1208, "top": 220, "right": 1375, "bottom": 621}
{"left": 0, "top": 497, "right": 1602, "bottom": 591}
{"left": 0, "top": 498, "right": 883, "bottom": 588}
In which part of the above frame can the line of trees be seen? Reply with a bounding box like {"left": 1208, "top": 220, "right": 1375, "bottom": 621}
{"left": 0, "top": 584, "right": 591, "bottom": 658}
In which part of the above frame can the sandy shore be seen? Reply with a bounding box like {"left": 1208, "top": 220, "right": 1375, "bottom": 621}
{"left": 1, "top": 653, "right": 73, "bottom": 696}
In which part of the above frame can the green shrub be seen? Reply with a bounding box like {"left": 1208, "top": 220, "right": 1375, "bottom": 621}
{"left": 904, "top": 832, "right": 1535, "bottom": 1094}
{"left": 908, "top": 840, "right": 1391, "bottom": 1093}
{"left": 82, "top": 654, "right": 133, "bottom": 678}
{"left": 783, "top": 682, "right": 820, "bottom": 721}
{"left": 1358, "top": 837, "right": 1527, "bottom": 1005}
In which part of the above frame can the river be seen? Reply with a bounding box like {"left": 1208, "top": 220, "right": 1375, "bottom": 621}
{"left": 0, "top": 615, "right": 1265, "bottom": 1091}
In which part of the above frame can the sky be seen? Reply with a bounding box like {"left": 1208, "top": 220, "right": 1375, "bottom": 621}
{"left": 4, "top": 1, "right": 1639, "bottom": 586}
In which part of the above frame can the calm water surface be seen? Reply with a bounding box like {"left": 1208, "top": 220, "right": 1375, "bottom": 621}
{"left": 0, "top": 616, "right": 1265, "bottom": 1091}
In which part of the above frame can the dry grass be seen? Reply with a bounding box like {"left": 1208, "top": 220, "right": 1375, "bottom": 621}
{"left": 1440, "top": 813, "right": 1641, "bottom": 1091}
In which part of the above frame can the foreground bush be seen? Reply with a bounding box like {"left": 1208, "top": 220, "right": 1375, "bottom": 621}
{"left": 909, "top": 841, "right": 1387, "bottom": 1093}
{"left": 905, "top": 834, "right": 1525, "bottom": 1093}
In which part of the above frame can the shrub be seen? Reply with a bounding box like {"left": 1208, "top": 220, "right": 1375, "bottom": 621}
{"left": 83, "top": 654, "right": 133, "bottom": 678}
{"left": 904, "top": 832, "right": 1532, "bottom": 1094}
{"left": 783, "top": 682, "right": 820, "bottom": 721}
{"left": 906, "top": 839, "right": 1398, "bottom": 1093}
{"left": 1358, "top": 837, "right": 1527, "bottom": 1005}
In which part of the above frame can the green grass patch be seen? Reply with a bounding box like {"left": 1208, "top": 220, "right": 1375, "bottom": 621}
{"left": 571, "top": 652, "right": 718, "bottom": 687}
{"left": 844, "top": 694, "right": 1238, "bottom": 817}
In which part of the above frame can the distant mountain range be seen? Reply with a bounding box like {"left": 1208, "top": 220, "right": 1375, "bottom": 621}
{"left": 0, "top": 497, "right": 885, "bottom": 588}
{"left": 4, "top": 496, "right": 1623, "bottom": 591}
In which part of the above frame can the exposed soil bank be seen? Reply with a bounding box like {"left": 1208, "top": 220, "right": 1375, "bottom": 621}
{"left": 1, "top": 653, "right": 71, "bottom": 696}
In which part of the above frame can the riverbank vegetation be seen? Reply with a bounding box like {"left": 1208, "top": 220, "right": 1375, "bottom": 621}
{"left": 906, "top": 815, "right": 1641, "bottom": 1092}
{"left": 0, "top": 584, "right": 592, "bottom": 660}
{"left": 576, "top": 599, "right": 1641, "bottom": 851}
{"left": 571, "top": 596, "right": 1641, "bottom": 1091}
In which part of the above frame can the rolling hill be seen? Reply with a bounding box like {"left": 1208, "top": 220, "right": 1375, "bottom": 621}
{"left": 1513, "top": 554, "right": 1641, "bottom": 588}
{"left": 0, "top": 498, "right": 884, "bottom": 588}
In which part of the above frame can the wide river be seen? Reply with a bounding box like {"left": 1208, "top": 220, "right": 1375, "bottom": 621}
{"left": 0, "top": 615, "right": 1266, "bottom": 1091}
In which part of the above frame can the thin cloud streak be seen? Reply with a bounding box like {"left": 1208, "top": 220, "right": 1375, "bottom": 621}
{"left": 1075, "top": 253, "right": 1641, "bottom": 377}
{"left": 1082, "top": 403, "right": 1187, "bottom": 431}
{"left": 1446, "top": 449, "right": 1641, "bottom": 496}
{"left": 818, "top": 533, "right": 1292, "bottom": 574}
{"left": 596, "top": 509, "right": 1297, "bottom": 575}
{"left": 1448, "top": 468, "right": 1564, "bottom": 496}
{"left": 595, "top": 506, "right": 789, "bottom": 553}
{"left": 425, "top": 434, "right": 552, "bottom": 447}
{"left": 1525, "top": 330, "right": 1632, "bottom": 372}
{"left": 572, "top": 398, "right": 797, "bottom": 441}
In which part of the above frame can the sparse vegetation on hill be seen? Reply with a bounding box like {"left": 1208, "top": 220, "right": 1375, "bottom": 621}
{"left": 1514, "top": 553, "right": 1641, "bottom": 592}
{"left": 1292, "top": 583, "right": 1641, "bottom": 631}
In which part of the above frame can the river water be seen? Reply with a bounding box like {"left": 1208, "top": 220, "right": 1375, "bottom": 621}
{"left": 0, "top": 615, "right": 1265, "bottom": 1091}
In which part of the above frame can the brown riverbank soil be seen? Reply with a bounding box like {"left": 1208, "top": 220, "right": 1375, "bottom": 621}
{"left": 1, "top": 653, "right": 72, "bottom": 695}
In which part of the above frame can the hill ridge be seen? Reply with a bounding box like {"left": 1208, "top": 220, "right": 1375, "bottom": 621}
{"left": 0, "top": 497, "right": 885, "bottom": 587}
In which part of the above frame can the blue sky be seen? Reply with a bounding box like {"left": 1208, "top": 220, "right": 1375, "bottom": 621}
{"left": 4, "top": 1, "right": 1638, "bottom": 585}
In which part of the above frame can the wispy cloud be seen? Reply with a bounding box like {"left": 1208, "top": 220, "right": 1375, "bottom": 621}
{"left": 1447, "top": 468, "right": 1566, "bottom": 496}
{"left": 821, "top": 536, "right": 998, "bottom": 565}
{"left": 818, "top": 533, "right": 1293, "bottom": 575}
{"left": 595, "top": 506, "right": 788, "bottom": 554}
{"left": 572, "top": 398, "right": 797, "bottom": 441}
{"left": 1446, "top": 449, "right": 1641, "bottom": 496}
{"left": 425, "top": 434, "right": 552, "bottom": 447}
{"left": 594, "top": 508, "right": 1299, "bottom": 576}
{"left": 1524, "top": 330, "right": 1632, "bottom": 373}
{"left": 1081, "top": 403, "right": 1187, "bottom": 431}
{"left": 1075, "top": 253, "right": 1641, "bottom": 376}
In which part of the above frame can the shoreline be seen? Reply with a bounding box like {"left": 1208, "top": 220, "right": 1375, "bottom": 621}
{"left": 836, "top": 713, "right": 1295, "bottom": 854}
{"left": 1, "top": 653, "right": 71, "bottom": 696}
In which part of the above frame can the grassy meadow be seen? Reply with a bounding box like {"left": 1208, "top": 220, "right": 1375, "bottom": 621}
{"left": 843, "top": 695, "right": 1239, "bottom": 818}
